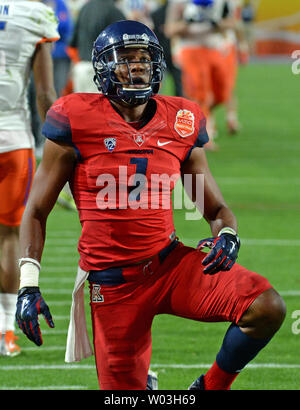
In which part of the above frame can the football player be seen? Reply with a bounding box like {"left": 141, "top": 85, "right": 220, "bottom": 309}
{"left": 16, "top": 20, "right": 285, "bottom": 390}
{"left": 165, "top": 0, "right": 245, "bottom": 145}
{"left": 0, "top": 0, "right": 58, "bottom": 356}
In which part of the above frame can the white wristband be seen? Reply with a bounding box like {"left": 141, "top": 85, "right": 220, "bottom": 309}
{"left": 19, "top": 257, "right": 41, "bottom": 270}
{"left": 19, "top": 261, "right": 40, "bottom": 289}
{"left": 218, "top": 227, "right": 237, "bottom": 237}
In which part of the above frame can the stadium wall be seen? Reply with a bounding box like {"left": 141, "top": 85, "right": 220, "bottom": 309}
{"left": 254, "top": 0, "right": 300, "bottom": 55}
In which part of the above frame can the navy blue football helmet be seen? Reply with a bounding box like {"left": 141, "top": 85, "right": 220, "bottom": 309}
{"left": 92, "top": 20, "right": 166, "bottom": 106}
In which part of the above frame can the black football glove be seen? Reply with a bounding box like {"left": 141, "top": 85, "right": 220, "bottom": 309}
{"left": 197, "top": 232, "right": 240, "bottom": 275}
{"left": 16, "top": 287, "right": 54, "bottom": 346}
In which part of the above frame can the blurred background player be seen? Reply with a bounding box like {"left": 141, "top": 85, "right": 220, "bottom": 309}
{"left": 0, "top": 0, "right": 59, "bottom": 356}
{"left": 117, "top": 0, "right": 184, "bottom": 97}
{"left": 219, "top": 0, "right": 250, "bottom": 136}
{"left": 29, "top": 0, "right": 73, "bottom": 159}
{"left": 53, "top": 0, "right": 125, "bottom": 211}
{"left": 241, "top": 0, "right": 259, "bottom": 56}
{"left": 165, "top": 0, "right": 247, "bottom": 148}
{"left": 44, "top": 0, "right": 74, "bottom": 97}
{"left": 116, "top": 0, "right": 156, "bottom": 29}
{"left": 69, "top": 0, "right": 125, "bottom": 93}
{"left": 44, "top": 0, "right": 75, "bottom": 210}
{"left": 151, "top": 0, "right": 183, "bottom": 97}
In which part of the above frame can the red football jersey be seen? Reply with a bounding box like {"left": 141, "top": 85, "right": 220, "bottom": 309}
{"left": 42, "top": 94, "right": 208, "bottom": 271}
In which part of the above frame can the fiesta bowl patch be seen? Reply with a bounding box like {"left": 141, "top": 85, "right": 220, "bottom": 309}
{"left": 174, "top": 109, "right": 195, "bottom": 138}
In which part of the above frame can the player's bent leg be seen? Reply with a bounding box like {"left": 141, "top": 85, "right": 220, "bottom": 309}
{"left": 0, "top": 225, "right": 21, "bottom": 356}
{"left": 162, "top": 245, "right": 286, "bottom": 389}
{"left": 89, "top": 282, "right": 154, "bottom": 390}
{"left": 237, "top": 287, "right": 286, "bottom": 339}
{"left": 202, "top": 288, "right": 286, "bottom": 390}
{"left": 0, "top": 224, "right": 20, "bottom": 293}
{"left": 0, "top": 149, "right": 34, "bottom": 356}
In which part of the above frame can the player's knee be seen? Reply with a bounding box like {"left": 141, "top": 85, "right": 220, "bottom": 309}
{"left": 262, "top": 289, "right": 286, "bottom": 332}
{"left": 108, "top": 353, "right": 138, "bottom": 373}
{"left": 240, "top": 288, "right": 286, "bottom": 338}
{"left": 107, "top": 354, "right": 146, "bottom": 389}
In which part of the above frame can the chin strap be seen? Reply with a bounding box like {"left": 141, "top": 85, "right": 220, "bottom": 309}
{"left": 117, "top": 86, "right": 153, "bottom": 106}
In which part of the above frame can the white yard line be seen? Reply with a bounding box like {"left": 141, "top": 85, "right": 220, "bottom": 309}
{"left": 280, "top": 290, "right": 300, "bottom": 296}
{"left": 47, "top": 232, "right": 79, "bottom": 238}
{"left": 45, "top": 240, "right": 77, "bottom": 245}
{"left": 43, "top": 248, "right": 76, "bottom": 254}
{"left": 242, "top": 239, "right": 300, "bottom": 246}
{"left": 46, "top": 315, "right": 70, "bottom": 320}
{"left": 43, "top": 238, "right": 300, "bottom": 249}
{"left": 40, "top": 277, "right": 75, "bottom": 283}
{"left": 15, "top": 329, "right": 68, "bottom": 335}
{"left": 43, "top": 256, "right": 78, "bottom": 261}
{"left": 45, "top": 301, "right": 71, "bottom": 306}
{"left": 0, "top": 363, "right": 299, "bottom": 371}
{"left": 215, "top": 177, "right": 300, "bottom": 185}
{"left": 43, "top": 289, "right": 72, "bottom": 295}
{"left": 0, "top": 385, "right": 88, "bottom": 390}
{"left": 21, "top": 345, "right": 66, "bottom": 351}
{"left": 182, "top": 238, "right": 300, "bottom": 247}
{"left": 42, "top": 267, "right": 77, "bottom": 273}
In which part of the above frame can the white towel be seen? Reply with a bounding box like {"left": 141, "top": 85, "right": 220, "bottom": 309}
{"left": 65, "top": 267, "right": 94, "bottom": 362}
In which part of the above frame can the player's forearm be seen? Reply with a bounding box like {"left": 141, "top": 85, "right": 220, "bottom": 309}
{"left": 36, "top": 90, "right": 57, "bottom": 121}
{"left": 165, "top": 20, "right": 189, "bottom": 37}
{"left": 165, "top": 2, "right": 187, "bottom": 37}
{"left": 208, "top": 205, "right": 238, "bottom": 237}
{"left": 18, "top": 205, "right": 48, "bottom": 289}
{"left": 33, "top": 42, "right": 57, "bottom": 121}
{"left": 19, "top": 206, "right": 47, "bottom": 263}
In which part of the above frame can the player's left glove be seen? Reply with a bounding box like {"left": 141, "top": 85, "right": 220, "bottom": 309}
{"left": 197, "top": 228, "right": 240, "bottom": 275}
{"left": 16, "top": 287, "right": 54, "bottom": 346}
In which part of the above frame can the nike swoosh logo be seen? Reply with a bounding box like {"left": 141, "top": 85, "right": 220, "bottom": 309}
{"left": 229, "top": 241, "right": 236, "bottom": 253}
{"left": 157, "top": 140, "right": 173, "bottom": 147}
{"left": 21, "top": 298, "right": 29, "bottom": 316}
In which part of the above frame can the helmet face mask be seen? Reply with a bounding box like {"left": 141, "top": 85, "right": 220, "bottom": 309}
{"left": 103, "top": 47, "right": 153, "bottom": 88}
{"left": 92, "top": 20, "right": 166, "bottom": 106}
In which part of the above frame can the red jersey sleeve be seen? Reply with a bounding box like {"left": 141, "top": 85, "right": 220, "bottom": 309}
{"left": 42, "top": 96, "right": 72, "bottom": 144}
{"left": 183, "top": 114, "right": 209, "bottom": 162}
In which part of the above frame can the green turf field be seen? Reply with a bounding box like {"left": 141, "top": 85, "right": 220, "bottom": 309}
{"left": 0, "top": 63, "right": 299, "bottom": 390}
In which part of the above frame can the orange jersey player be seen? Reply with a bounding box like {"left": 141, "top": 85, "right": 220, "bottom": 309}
{"left": 0, "top": 0, "right": 58, "bottom": 356}
{"left": 16, "top": 20, "right": 285, "bottom": 390}
{"left": 165, "top": 0, "right": 244, "bottom": 143}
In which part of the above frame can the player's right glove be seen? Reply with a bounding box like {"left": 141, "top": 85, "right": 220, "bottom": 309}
{"left": 16, "top": 287, "right": 54, "bottom": 346}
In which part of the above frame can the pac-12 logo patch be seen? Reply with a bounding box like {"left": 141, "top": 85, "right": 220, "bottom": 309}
{"left": 174, "top": 109, "right": 195, "bottom": 138}
{"left": 104, "top": 137, "right": 116, "bottom": 152}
